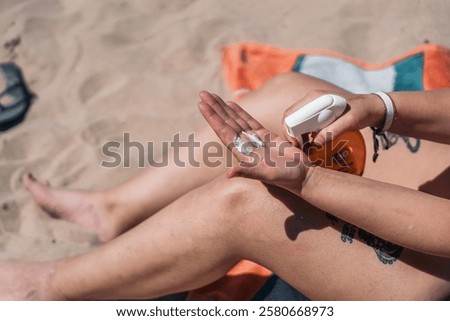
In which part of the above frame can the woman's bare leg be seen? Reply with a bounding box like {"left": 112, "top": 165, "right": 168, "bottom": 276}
{"left": 23, "top": 71, "right": 450, "bottom": 243}
{"left": 23, "top": 73, "right": 351, "bottom": 241}
{"left": 4, "top": 175, "right": 449, "bottom": 300}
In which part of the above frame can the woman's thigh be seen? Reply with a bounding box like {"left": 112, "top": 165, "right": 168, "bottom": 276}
{"left": 225, "top": 177, "right": 450, "bottom": 300}
{"left": 361, "top": 127, "right": 450, "bottom": 192}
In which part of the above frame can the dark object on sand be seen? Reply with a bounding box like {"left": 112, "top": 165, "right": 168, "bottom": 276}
{"left": 0, "top": 63, "right": 35, "bottom": 131}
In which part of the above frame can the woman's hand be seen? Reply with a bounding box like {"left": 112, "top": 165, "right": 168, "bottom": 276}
{"left": 282, "top": 90, "right": 386, "bottom": 145}
{"left": 198, "top": 91, "right": 311, "bottom": 195}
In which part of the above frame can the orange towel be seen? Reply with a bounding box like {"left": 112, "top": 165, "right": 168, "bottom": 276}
{"left": 222, "top": 42, "right": 449, "bottom": 93}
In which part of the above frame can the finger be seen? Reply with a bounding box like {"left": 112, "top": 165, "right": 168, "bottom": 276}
{"left": 226, "top": 101, "right": 272, "bottom": 146}
{"left": 282, "top": 91, "right": 350, "bottom": 147}
{"left": 227, "top": 160, "right": 262, "bottom": 180}
{"left": 282, "top": 93, "right": 322, "bottom": 121}
{"left": 281, "top": 93, "right": 326, "bottom": 146}
{"left": 314, "top": 111, "right": 354, "bottom": 145}
{"left": 226, "top": 101, "right": 272, "bottom": 143}
{"left": 199, "top": 91, "right": 228, "bottom": 117}
{"left": 227, "top": 146, "right": 268, "bottom": 181}
{"left": 199, "top": 91, "right": 243, "bottom": 133}
{"left": 198, "top": 101, "right": 239, "bottom": 146}
{"left": 281, "top": 124, "right": 301, "bottom": 147}
{"left": 198, "top": 100, "right": 253, "bottom": 163}
{"left": 211, "top": 94, "right": 252, "bottom": 132}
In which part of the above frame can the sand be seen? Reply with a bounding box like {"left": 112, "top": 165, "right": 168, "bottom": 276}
{"left": 0, "top": 0, "right": 449, "bottom": 262}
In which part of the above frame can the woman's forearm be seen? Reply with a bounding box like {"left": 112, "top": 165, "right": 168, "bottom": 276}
{"left": 388, "top": 89, "right": 450, "bottom": 143}
{"left": 300, "top": 166, "right": 450, "bottom": 257}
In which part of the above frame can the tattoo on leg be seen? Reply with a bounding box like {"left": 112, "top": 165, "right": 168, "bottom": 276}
{"left": 402, "top": 136, "right": 420, "bottom": 153}
{"left": 325, "top": 213, "right": 339, "bottom": 225}
{"left": 385, "top": 132, "right": 421, "bottom": 153}
{"left": 341, "top": 223, "right": 357, "bottom": 244}
{"left": 325, "top": 214, "right": 403, "bottom": 264}
{"left": 358, "top": 229, "right": 403, "bottom": 264}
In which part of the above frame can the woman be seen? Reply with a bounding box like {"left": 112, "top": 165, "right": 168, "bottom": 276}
{"left": 2, "top": 72, "right": 449, "bottom": 300}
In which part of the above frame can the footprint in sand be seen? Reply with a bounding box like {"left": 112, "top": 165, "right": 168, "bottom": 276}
{"left": 101, "top": 14, "right": 155, "bottom": 48}
{"left": 78, "top": 71, "right": 127, "bottom": 104}
{"left": 0, "top": 124, "right": 68, "bottom": 162}
{"left": 0, "top": 163, "right": 19, "bottom": 194}
{"left": 81, "top": 117, "right": 125, "bottom": 146}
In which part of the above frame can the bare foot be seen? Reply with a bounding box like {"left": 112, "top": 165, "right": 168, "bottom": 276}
{"left": 22, "top": 173, "right": 117, "bottom": 242}
{"left": 0, "top": 261, "right": 62, "bottom": 300}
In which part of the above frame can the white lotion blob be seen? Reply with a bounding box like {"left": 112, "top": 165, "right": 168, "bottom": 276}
{"left": 241, "top": 131, "right": 265, "bottom": 148}
{"left": 233, "top": 136, "right": 252, "bottom": 155}
{"left": 233, "top": 131, "right": 265, "bottom": 155}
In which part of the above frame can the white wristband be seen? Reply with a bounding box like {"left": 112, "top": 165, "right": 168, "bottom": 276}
{"left": 373, "top": 91, "right": 396, "bottom": 131}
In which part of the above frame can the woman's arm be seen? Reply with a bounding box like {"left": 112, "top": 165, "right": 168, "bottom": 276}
{"left": 198, "top": 90, "right": 450, "bottom": 258}
{"left": 295, "top": 89, "right": 450, "bottom": 145}
{"left": 300, "top": 166, "right": 450, "bottom": 257}
{"left": 388, "top": 89, "right": 450, "bottom": 143}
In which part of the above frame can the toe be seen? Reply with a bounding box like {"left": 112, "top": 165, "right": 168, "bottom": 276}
{"left": 22, "top": 172, "right": 40, "bottom": 189}
{"left": 22, "top": 173, "right": 46, "bottom": 192}
{"left": 22, "top": 173, "right": 56, "bottom": 212}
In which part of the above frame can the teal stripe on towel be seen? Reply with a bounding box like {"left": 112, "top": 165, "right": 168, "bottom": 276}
{"left": 292, "top": 55, "right": 305, "bottom": 72}
{"left": 291, "top": 52, "right": 425, "bottom": 93}
{"left": 393, "top": 53, "right": 424, "bottom": 91}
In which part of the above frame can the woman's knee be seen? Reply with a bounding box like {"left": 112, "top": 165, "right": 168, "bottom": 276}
{"left": 260, "top": 71, "right": 348, "bottom": 98}
{"left": 215, "top": 175, "right": 262, "bottom": 205}
{"left": 208, "top": 175, "right": 266, "bottom": 221}
{"left": 261, "top": 72, "right": 309, "bottom": 93}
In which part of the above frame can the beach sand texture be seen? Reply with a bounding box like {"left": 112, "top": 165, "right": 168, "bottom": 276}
{"left": 0, "top": 0, "right": 449, "bottom": 262}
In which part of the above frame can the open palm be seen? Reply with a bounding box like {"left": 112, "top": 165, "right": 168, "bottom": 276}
{"left": 197, "top": 91, "right": 311, "bottom": 194}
